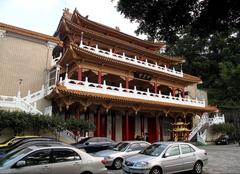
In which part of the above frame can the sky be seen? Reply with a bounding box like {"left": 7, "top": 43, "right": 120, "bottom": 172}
{"left": 0, "top": 0, "right": 146, "bottom": 39}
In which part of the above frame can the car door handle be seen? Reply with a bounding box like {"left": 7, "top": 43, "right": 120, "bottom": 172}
{"left": 42, "top": 166, "right": 49, "bottom": 170}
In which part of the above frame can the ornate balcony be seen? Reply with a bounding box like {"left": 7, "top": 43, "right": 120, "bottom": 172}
{"left": 79, "top": 42, "right": 183, "bottom": 77}
{"left": 60, "top": 76, "right": 205, "bottom": 108}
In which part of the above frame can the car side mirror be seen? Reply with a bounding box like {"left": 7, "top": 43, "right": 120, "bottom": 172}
{"left": 15, "top": 161, "right": 26, "bottom": 168}
{"left": 85, "top": 142, "right": 89, "bottom": 145}
{"left": 126, "top": 149, "right": 132, "bottom": 152}
{"left": 164, "top": 153, "right": 170, "bottom": 158}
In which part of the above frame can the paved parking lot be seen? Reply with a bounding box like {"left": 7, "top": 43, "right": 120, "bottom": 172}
{"left": 108, "top": 144, "right": 240, "bottom": 174}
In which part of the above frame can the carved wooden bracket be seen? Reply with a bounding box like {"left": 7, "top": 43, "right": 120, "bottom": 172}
{"left": 79, "top": 99, "right": 92, "bottom": 111}
{"left": 102, "top": 101, "right": 112, "bottom": 113}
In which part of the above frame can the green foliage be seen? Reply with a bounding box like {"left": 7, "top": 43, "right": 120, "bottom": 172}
{"left": 210, "top": 123, "right": 235, "bottom": 135}
{"left": 116, "top": 0, "right": 240, "bottom": 43}
{"left": 66, "top": 118, "right": 95, "bottom": 136}
{"left": 0, "top": 110, "right": 95, "bottom": 136}
{"left": 166, "top": 30, "right": 240, "bottom": 108}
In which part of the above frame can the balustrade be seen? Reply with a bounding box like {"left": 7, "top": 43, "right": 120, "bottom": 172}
{"left": 79, "top": 42, "right": 183, "bottom": 77}
{"left": 60, "top": 77, "right": 205, "bottom": 108}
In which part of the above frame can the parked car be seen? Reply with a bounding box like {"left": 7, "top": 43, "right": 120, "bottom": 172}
{"left": 0, "top": 144, "right": 107, "bottom": 174}
{"left": 215, "top": 135, "right": 235, "bottom": 145}
{"left": 123, "top": 142, "right": 208, "bottom": 174}
{"left": 0, "top": 136, "right": 39, "bottom": 148}
{"left": 0, "top": 140, "right": 66, "bottom": 159}
{"left": 72, "top": 137, "right": 116, "bottom": 153}
{"left": 0, "top": 137, "right": 56, "bottom": 156}
{"left": 95, "top": 141, "right": 150, "bottom": 169}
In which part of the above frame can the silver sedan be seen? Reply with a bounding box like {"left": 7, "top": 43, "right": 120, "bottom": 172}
{"left": 123, "top": 142, "right": 208, "bottom": 174}
{"left": 95, "top": 141, "right": 150, "bottom": 169}
{"left": 0, "top": 145, "right": 107, "bottom": 174}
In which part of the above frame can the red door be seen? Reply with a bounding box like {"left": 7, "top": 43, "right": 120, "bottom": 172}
{"left": 100, "top": 114, "right": 107, "bottom": 137}
{"left": 148, "top": 117, "right": 157, "bottom": 143}
{"left": 128, "top": 116, "right": 135, "bottom": 140}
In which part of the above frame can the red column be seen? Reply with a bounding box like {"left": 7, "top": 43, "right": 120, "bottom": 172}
{"left": 98, "top": 71, "right": 102, "bottom": 84}
{"left": 112, "top": 114, "right": 116, "bottom": 141}
{"left": 125, "top": 77, "right": 129, "bottom": 89}
{"left": 75, "top": 107, "right": 80, "bottom": 120}
{"left": 154, "top": 82, "right": 158, "bottom": 94}
{"left": 155, "top": 115, "right": 160, "bottom": 141}
{"left": 125, "top": 111, "right": 129, "bottom": 140}
{"left": 95, "top": 108, "right": 101, "bottom": 137}
{"left": 78, "top": 66, "right": 83, "bottom": 81}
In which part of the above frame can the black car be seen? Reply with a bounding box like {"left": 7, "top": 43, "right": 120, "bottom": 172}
{"left": 72, "top": 137, "right": 116, "bottom": 153}
{"left": 215, "top": 135, "right": 235, "bottom": 145}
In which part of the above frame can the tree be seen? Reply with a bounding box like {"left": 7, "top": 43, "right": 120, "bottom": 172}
{"left": 210, "top": 123, "right": 235, "bottom": 135}
{"left": 66, "top": 118, "right": 95, "bottom": 142}
{"left": 116, "top": 0, "right": 240, "bottom": 43}
{"left": 166, "top": 30, "right": 240, "bottom": 108}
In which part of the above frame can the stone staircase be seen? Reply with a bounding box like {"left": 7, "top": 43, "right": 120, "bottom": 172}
{"left": 188, "top": 113, "right": 225, "bottom": 144}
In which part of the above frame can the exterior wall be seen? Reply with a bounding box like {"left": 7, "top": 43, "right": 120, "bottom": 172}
{"left": 0, "top": 33, "right": 53, "bottom": 97}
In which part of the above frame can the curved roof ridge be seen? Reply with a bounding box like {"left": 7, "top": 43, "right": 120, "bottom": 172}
{"left": 72, "top": 8, "right": 164, "bottom": 50}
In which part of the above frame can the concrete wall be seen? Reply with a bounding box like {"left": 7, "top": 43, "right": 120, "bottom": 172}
{"left": 0, "top": 33, "right": 53, "bottom": 97}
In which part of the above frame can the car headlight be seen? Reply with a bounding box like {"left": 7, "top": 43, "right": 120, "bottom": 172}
{"left": 134, "top": 161, "right": 149, "bottom": 167}
{"left": 104, "top": 156, "right": 114, "bottom": 160}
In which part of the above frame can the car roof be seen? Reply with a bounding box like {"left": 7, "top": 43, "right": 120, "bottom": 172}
{"left": 152, "top": 141, "right": 190, "bottom": 145}
{"left": 27, "top": 144, "right": 73, "bottom": 151}
{"left": 120, "top": 141, "right": 150, "bottom": 144}
{"left": 14, "top": 136, "right": 39, "bottom": 138}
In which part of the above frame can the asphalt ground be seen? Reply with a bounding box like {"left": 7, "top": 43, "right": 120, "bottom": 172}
{"left": 107, "top": 144, "right": 240, "bottom": 174}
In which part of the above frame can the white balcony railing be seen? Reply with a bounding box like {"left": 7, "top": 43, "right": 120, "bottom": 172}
{"left": 0, "top": 95, "right": 42, "bottom": 114}
{"left": 79, "top": 42, "right": 183, "bottom": 77}
{"left": 60, "top": 77, "right": 205, "bottom": 108}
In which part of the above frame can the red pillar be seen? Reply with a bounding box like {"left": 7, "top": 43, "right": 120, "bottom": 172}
{"left": 125, "top": 77, "right": 129, "bottom": 89}
{"left": 75, "top": 107, "right": 80, "bottom": 120}
{"left": 112, "top": 114, "right": 116, "bottom": 141}
{"left": 155, "top": 115, "right": 160, "bottom": 141}
{"left": 125, "top": 111, "right": 129, "bottom": 140}
{"left": 154, "top": 82, "right": 158, "bottom": 94}
{"left": 78, "top": 66, "right": 83, "bottom": 81}
{"left": 95, "top": 108, "right": 101, "bottom": 137}
{"left": 98, "top": 71, "right": 102, "bottom": 84}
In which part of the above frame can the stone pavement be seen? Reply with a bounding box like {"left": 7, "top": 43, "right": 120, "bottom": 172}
{"left": 107, "top": 144, "right": 240, "bottom": 174}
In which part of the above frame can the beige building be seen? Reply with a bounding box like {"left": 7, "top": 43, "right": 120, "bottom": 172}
{"left": 0, "top": 22, "right": 61, "bottom": 114}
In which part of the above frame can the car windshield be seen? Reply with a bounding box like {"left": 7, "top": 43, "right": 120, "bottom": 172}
{"left": 77, "top": 137, "right": 91, "bottom": 144}
{"left": 112, "top": 142, "right": 129, "bottom": 152}
{"left": 140, "top": 144, "right": 167, "bottom": 156}
{"left": 0, "top": 147, "right": 32, "bottom": 167}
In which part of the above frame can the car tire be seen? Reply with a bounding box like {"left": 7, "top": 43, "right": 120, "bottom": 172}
{"left": 150, "top": 167, "right": 162, "bottom": 174}
{"left": 113, "top": 158, "right": 123, "bottom": 169}
{"left": 193, "top": 161, "right": 203, "bottom": 174}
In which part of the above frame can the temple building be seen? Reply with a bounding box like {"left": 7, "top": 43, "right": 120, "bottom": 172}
{"left": 0, "top": 9, "right": 218, "bottom": 143}
{"left": 48, "top": 9, "right": 217, "bottom": 142}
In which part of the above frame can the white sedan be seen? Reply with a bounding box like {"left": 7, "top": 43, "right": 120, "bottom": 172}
{"left": 0, "top": 145, "right": 107, "bottom": 174}
{"left": 123, "top": 142, "right": 208, "bottom": 174}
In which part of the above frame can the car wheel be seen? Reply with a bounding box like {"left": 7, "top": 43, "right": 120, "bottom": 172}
{"left": 193, "top": 161, "right": 203, "bottom": 174}
{"left": 150, "top": 167, "right": 162, "bottom": 174}
{"left": 113, "top": 158, "right": 123, "bottom": 169}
